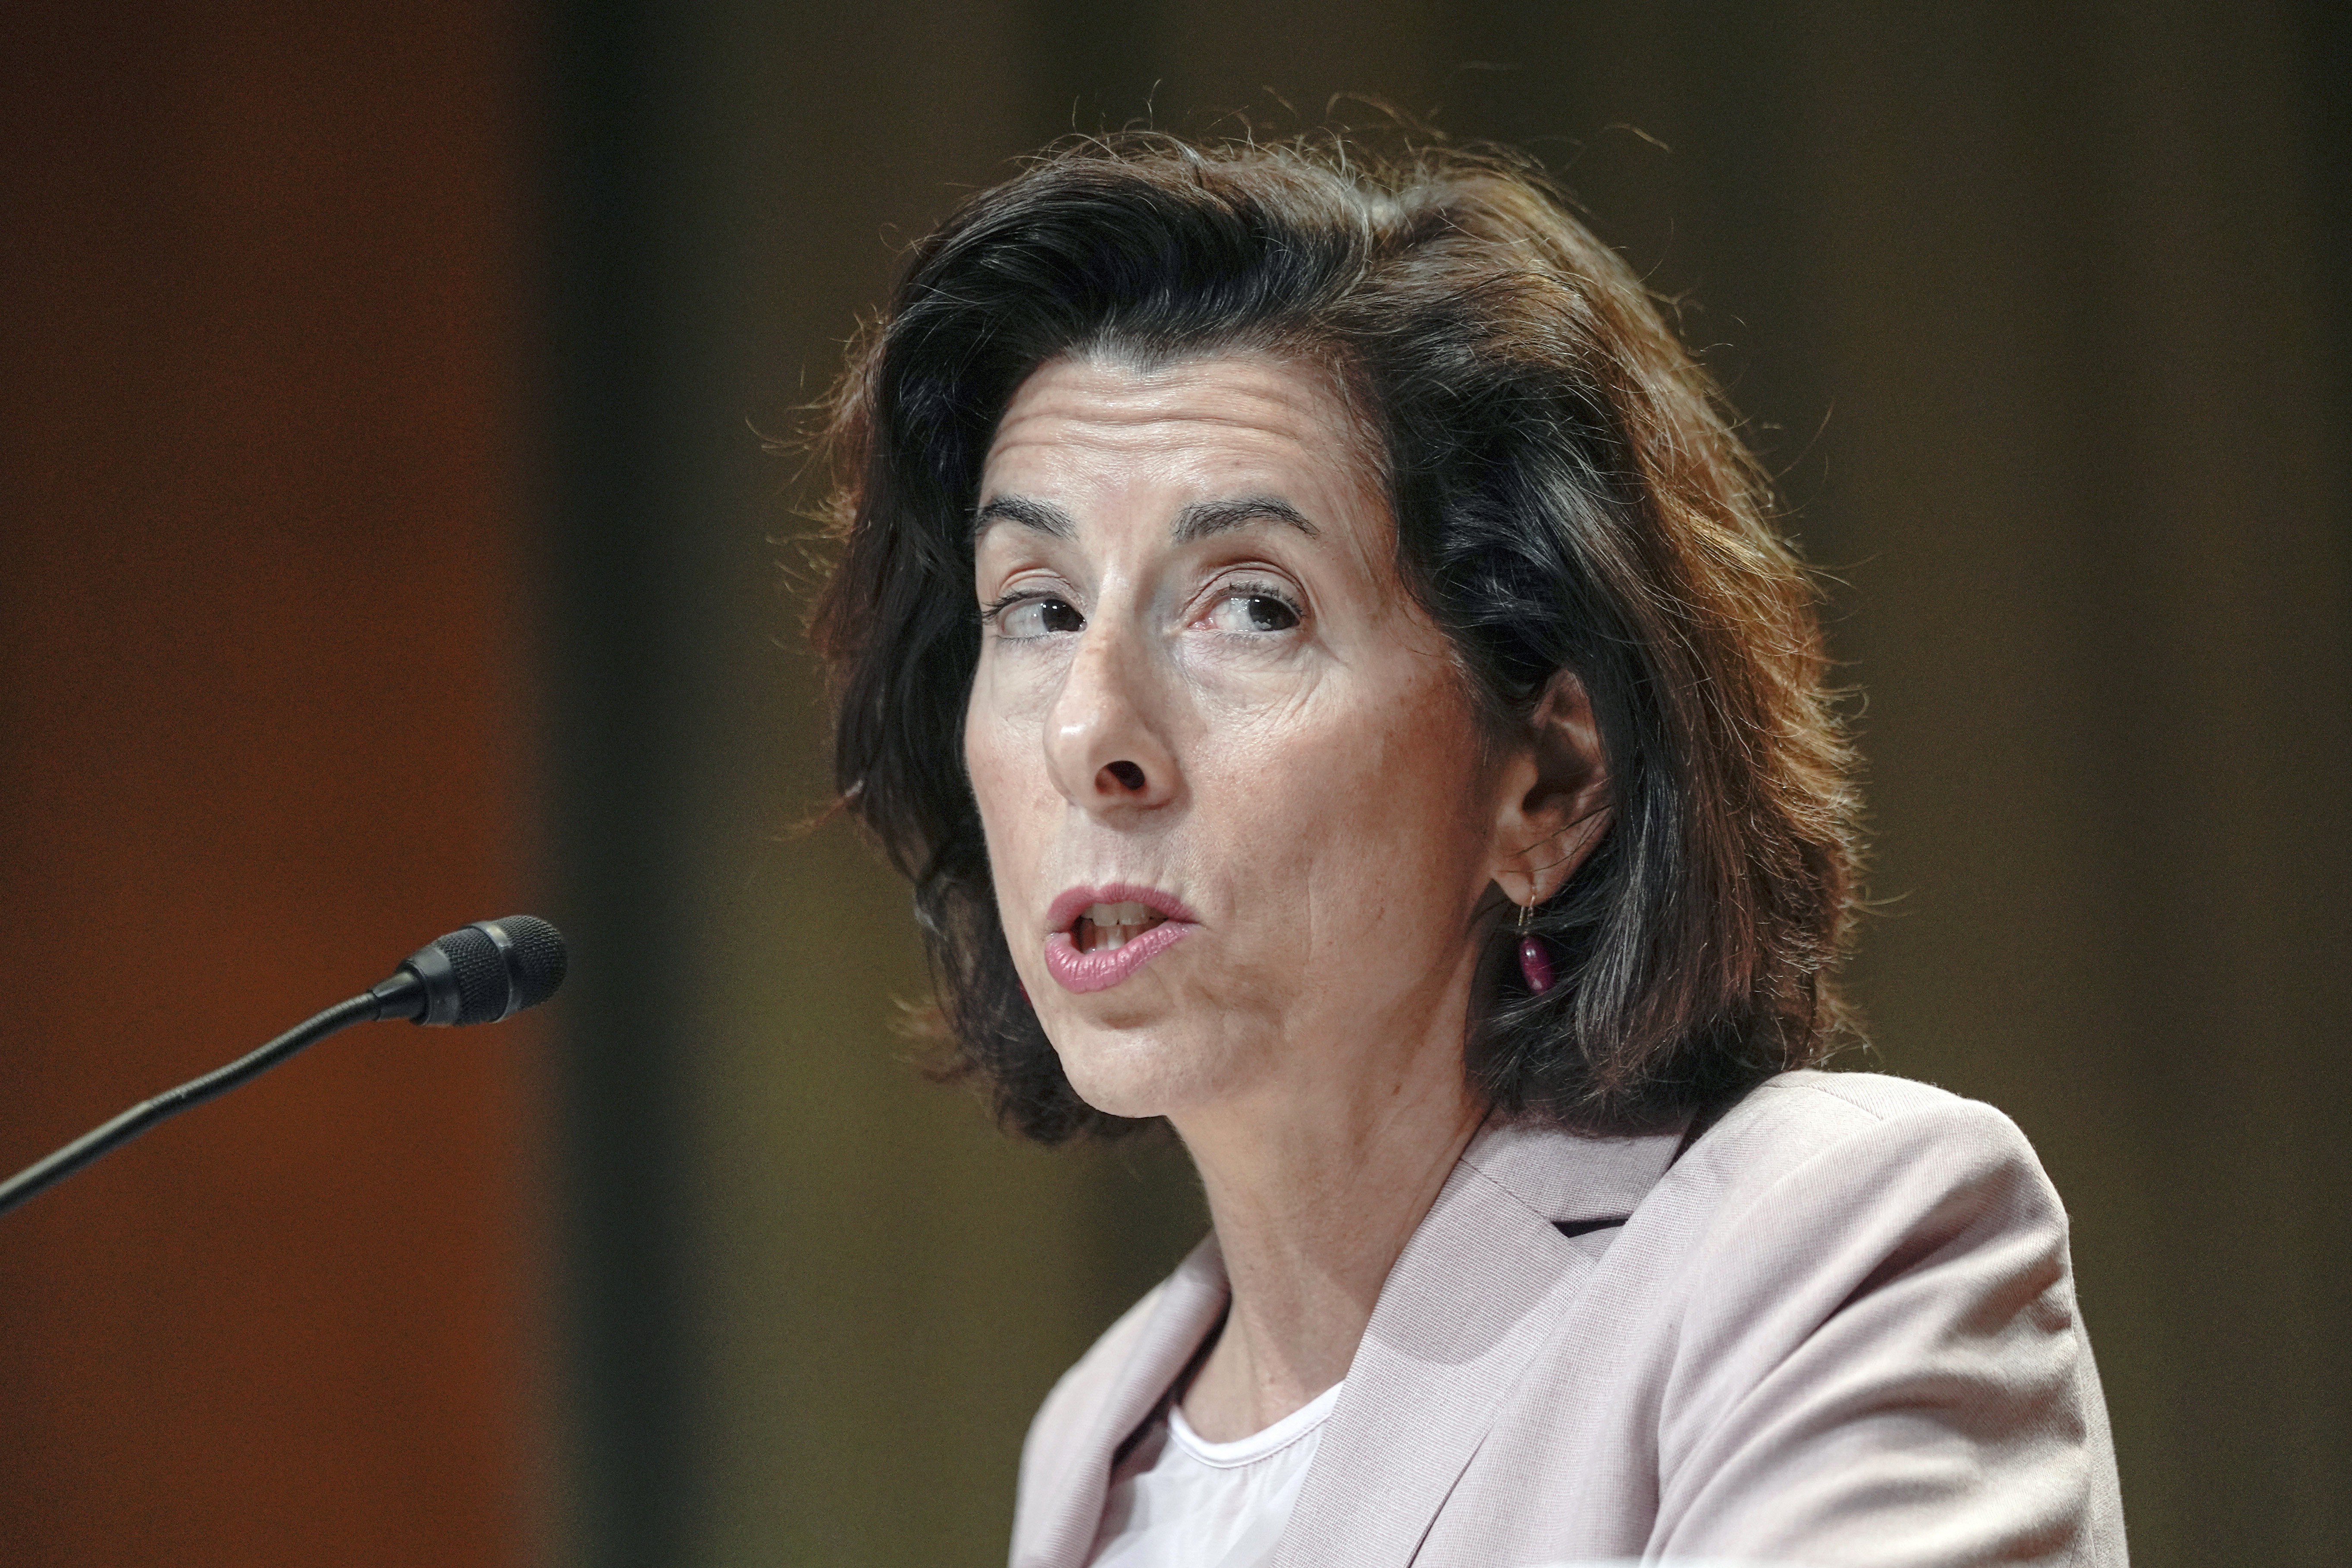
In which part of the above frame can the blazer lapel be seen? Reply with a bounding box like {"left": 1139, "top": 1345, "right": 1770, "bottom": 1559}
{"left": 1273, "top": 1119, "right": 1685, "bottom": 1568}
{"left": 1020, "top": 1233, "right": 1232, "bottom": 1568}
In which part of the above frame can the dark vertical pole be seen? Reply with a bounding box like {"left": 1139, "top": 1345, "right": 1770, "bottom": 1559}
{"left": 543, "top": 2, "right": 697, "bottom": 1562}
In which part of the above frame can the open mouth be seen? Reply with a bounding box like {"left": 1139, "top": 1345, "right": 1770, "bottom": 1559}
{"left": 1072, "top": 900, "right": 1169, "bottom": 953}
{"left": 1043, "top": 886, "right": 1197, "bottom": 994}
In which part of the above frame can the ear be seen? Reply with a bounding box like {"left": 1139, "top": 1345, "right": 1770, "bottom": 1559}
{"left": 1488, "top": 669, "right": 1612, "bottom": 911}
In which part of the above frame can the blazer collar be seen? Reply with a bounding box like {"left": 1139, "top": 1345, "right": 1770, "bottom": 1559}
{"left": 1022, "top": 1233, "right": 1232, "bottom": 1568}
{"left": 1273, "top": 1116, "right": 1686, "bottom": 1568}
{"left": 1019, "top": 1118, "right": 1684, "bottom": 1568}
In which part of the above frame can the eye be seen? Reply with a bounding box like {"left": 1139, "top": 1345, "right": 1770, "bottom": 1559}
{"left": 1203, "top": 586, "right": 1302, "bottom": 635}
{"left": 989, "top": 593, "right": 1085, "bottom": 639}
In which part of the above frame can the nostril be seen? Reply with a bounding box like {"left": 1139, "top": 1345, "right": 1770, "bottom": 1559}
{"left": 1103, "top": 760, "right": 1147, "bottom": 792}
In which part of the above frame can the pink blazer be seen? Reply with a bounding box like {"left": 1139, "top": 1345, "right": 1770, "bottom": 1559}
{"left": 1012, "top": 1070, "right": 2128, "bottom": 1567}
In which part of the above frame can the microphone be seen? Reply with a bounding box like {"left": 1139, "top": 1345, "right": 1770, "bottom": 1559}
{"left": 372, "top": 915, "right": 569, "bottom": 1026}
{"left": 0, "top": 916, "right": 567, "bottom": 1219}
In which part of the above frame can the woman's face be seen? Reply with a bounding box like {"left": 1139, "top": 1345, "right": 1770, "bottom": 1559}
{"left": 966, "top": 351, "right": 1518, "bottom": 1125}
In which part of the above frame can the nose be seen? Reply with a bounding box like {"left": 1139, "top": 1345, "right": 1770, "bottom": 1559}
{"left": 1043, "top": 615, "right": 1180, "bottom": 817}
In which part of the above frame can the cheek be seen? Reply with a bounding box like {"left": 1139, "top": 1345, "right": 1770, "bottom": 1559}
{"left": 1202, "top": 665, "right": 1493, "bottom": 925}
{"left": 964, "top": 676, "right": 1032, "bottom": 848}
{"left": 1346, "top": 712, "right": 1487, "bottom": 877}
{"left": 964, "top": 657, "right": 1074, "bottom": 924}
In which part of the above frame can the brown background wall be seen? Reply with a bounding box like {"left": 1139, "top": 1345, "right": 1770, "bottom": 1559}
{"left": 0, "top": 2, "right": 543, "bottom": 1565}
{"left": 3, "top": 3, "right": 2344, "bottom": 1567}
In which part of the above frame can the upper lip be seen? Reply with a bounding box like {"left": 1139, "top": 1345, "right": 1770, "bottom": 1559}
{"left": 1045, "top": 883, "right": 1200, "bottom": 935}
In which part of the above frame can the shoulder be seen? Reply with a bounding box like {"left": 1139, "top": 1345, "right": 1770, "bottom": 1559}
{"left": 1443, "top": 1072, "right": 2090, "bottom": 1476}
{"left": 1634, "top": 1069, "right": 2074, "bottom": 1338}
{"left": 1465, "top": 1069, "right": 2060, "bottom": 1251}
{"left": 1613, "top": 1074, "right": 2123, "bottom": 1560}
{"left": 1722, "top": 1066, "right": 2038, "bottom": 1153}
{"left": 1671, "top": 1068, "right": 2065, "bottom": 1245}
{"left": 1611, "top": 1071, "right": 2095, "bottom": 1485}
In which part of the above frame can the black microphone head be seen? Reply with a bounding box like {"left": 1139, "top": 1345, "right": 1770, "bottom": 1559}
{"left": 476, "top": 916, "right": 567, "bottom": 1012}
{"left": 395, "top": 915, "right": 568, "bottom": 1026}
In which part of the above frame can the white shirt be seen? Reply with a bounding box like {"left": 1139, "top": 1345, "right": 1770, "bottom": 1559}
{"left": 1086, "top": 1383, "right": 1342, "bottom": 1568}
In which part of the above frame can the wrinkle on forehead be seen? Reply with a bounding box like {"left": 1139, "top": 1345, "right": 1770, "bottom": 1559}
{"left": 982, "top": 349, "right": 1389, "bottom": 522}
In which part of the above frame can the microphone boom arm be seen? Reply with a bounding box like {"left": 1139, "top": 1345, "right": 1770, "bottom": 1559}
{"left": 0, "top": 915, "right": 563, "bottom": 1219}
{"left": 0, "top": 991, "right": 392, "bottom": 1218}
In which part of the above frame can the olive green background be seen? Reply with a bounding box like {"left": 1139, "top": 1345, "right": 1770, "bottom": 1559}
{"left": 539, "top": 4, "right": 2349, "bottom": 1566}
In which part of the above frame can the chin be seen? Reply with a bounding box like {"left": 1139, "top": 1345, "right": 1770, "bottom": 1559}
{"left": 1050, "top": 1021, "right": 1242, "bottom": 1121}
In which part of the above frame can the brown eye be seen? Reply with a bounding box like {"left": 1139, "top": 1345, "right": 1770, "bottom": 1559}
{"left": 1207, "top": 590, "right": 1301, "bottom": 634}
{"left": 1000, "top": 596, "right": 1085, "bottom": 638}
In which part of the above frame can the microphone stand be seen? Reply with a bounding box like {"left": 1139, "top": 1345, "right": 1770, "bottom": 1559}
{"left": 0, "top": 991, "right": 394, "bottom": 1218}
{"left": 0, "top": 915, "right": 561, "bottom": 1219}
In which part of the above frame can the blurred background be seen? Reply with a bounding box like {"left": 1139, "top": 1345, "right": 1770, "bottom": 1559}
{"left": 3, "top": 2, "right": 2345, "bottom": 1565}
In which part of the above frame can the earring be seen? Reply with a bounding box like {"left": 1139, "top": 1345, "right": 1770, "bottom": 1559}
{"left": 1518, "top": 899, "right": 1555, "bottom": 994}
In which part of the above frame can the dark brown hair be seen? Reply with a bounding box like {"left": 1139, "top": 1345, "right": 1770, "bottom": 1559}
{"left": 812, "top": 133, "right": 1861, "bottom": 1142}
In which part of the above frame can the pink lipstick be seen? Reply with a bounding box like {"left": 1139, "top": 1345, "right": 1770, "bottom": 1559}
{"left": 1042, "top": 884, "right": 1198, "bottom": 994}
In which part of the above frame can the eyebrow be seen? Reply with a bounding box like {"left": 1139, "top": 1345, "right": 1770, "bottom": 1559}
{"left": 972, "top": 494, "right": 1076, "bottom": 540}
{"left": 972, "top": 492, "right": 1321, "bottom": 544}
{"left": 1171, "top": 495, "right": 1320, "bottom": 543}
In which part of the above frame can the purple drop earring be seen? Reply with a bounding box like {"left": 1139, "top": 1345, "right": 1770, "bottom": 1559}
{"left": 1518, "top": 900, "right": 1555, "bottom": 994}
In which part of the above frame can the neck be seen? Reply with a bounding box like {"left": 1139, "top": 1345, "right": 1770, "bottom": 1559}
{"left": 1172, "top": 1044, "right": 1485, "bottom": 1443}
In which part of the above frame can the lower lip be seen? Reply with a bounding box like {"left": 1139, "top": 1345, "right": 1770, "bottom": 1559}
{"left": 1042, "top": 921, "right": 1196, "bottom": 994}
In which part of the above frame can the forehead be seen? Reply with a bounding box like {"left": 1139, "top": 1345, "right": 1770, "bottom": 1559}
{"left": 980, "top": 351, "right": 1380, "bottom": 507}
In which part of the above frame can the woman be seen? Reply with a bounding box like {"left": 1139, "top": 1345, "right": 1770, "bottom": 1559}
{"left": 813, "top": 135, "right": 2126, "bottom": 1568}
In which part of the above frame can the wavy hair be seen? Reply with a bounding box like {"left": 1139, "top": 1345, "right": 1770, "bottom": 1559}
{"left": 811, "top": 134, "right": 1862, "bottom": 1141}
